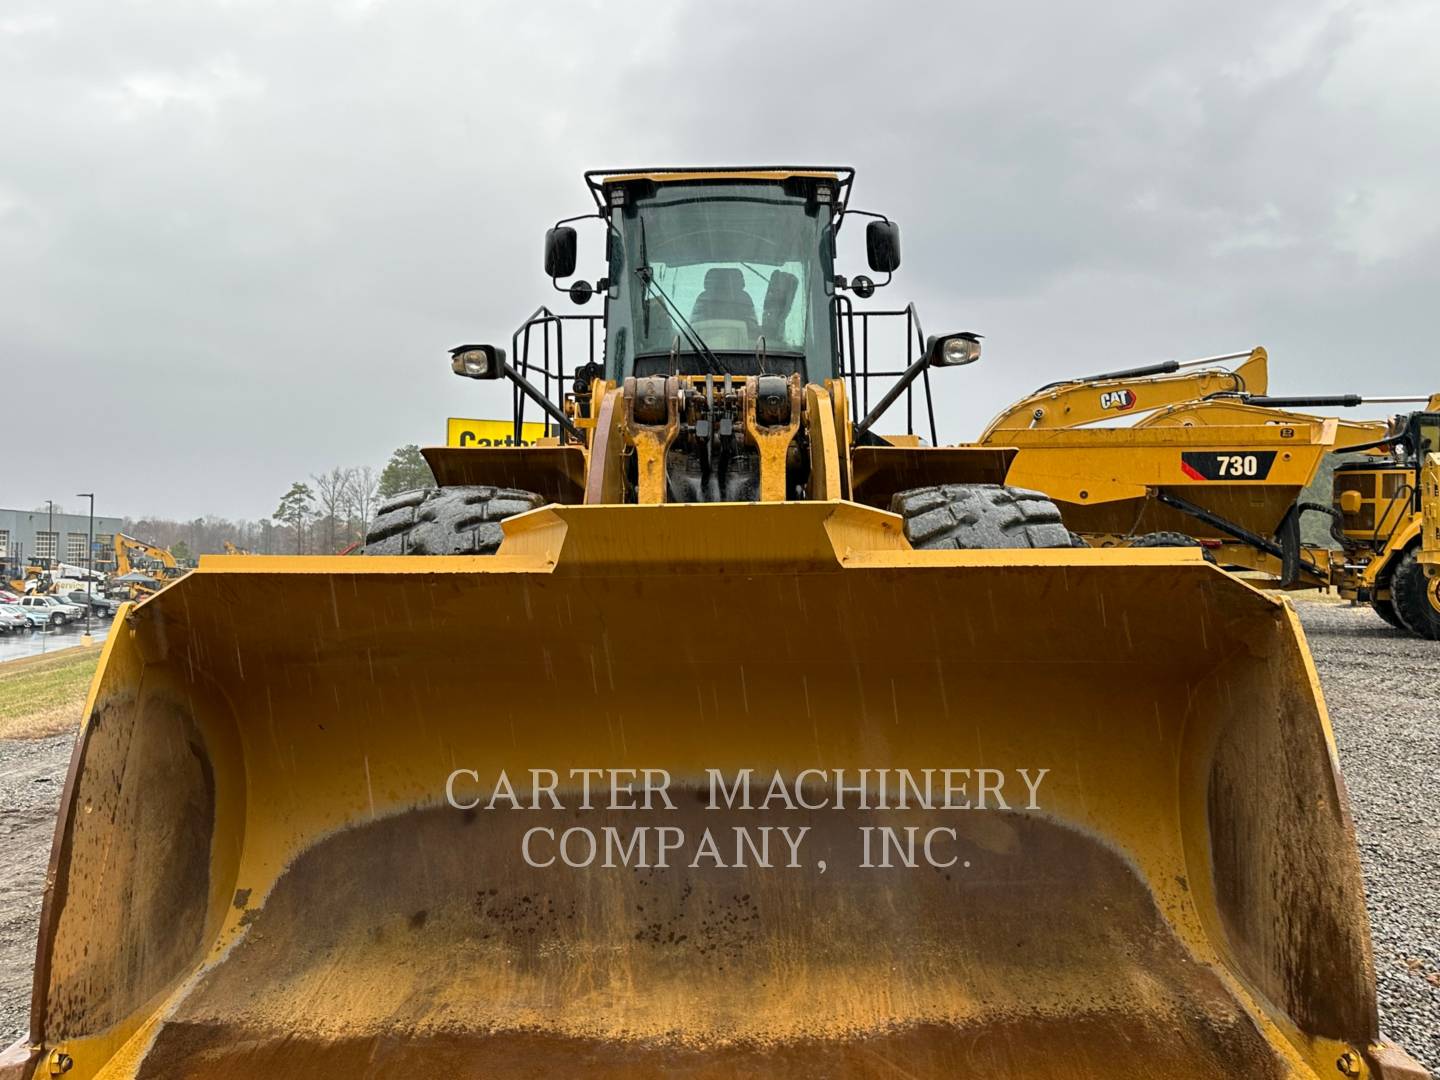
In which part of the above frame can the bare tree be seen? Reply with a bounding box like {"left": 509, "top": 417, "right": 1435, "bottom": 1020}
{"left": 115, "top": 453, "right": 399, "bottom": 560}
{"left": 311, "top": 468, "right": 356, "bottom": 555}
{"left": 346, "top": 465, "right": 380, "bottom": 544}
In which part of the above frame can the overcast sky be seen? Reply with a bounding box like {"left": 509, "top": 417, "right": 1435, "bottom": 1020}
{"left": 4, "top": 0, "right": 1438, "bottom": 521}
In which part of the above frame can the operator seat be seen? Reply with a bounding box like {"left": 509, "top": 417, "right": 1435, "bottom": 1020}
{"left": 690, "top": 267, "right": 758, "bottom": 332}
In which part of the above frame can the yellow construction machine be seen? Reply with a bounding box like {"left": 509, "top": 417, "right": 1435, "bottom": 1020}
{"left": 4, "top": 560, "right": 54, "bottom": 596}
{"left": 983, "top": 357, "right": 1440, "bottom": 636}
{"left": 990, "top": 405, "right": 1340, "bottom": 566}
{"left": 6, "top": 167, "right": 1428, "bottom": 1080}
{"left": 1326, "top": 410, "right": 1440, "bottom": 637}
{"left": 979, "top": 345, "right": 1271, "bottom": 437}
{"left": 110, "top": 533, "right": 187, "bottom": 598}
{"left": 979, "top": 345, "right": 1416, "bottom": 448}
{"left": 1422, "top": 451, "right": 1440, "bottom": 576}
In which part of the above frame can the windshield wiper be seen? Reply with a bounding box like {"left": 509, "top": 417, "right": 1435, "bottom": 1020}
{"left": 637, "top": 267, "right": 723, "bottom": 375}
{"left": 636, "top": 216, "right": 722, "bottom": 374}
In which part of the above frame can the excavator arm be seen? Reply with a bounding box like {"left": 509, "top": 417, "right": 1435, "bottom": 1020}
{"left": 112, "top": 534, "right": 184, "bottom": 598}
{"left": 113, "top": 534, "right": 178, "bottom": 575}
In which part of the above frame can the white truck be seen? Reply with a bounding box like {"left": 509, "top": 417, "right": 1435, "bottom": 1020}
{"left": 17, "top": 594, "right": 84, "bottom": 627}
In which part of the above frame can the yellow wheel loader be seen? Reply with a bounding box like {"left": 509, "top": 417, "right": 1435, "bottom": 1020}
{"left": 5, "top": 560, "right": 54, "bottom": 596}
{"left": 5, "top": 167, "right": 1429, "bottom": 1080}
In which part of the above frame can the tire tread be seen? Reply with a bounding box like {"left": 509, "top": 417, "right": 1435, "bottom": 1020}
{"left": 891, "top": 484, "right": 1072, "bottom": 550}
{"left": 363, "top": 486, "right": 546, "bottom": 556}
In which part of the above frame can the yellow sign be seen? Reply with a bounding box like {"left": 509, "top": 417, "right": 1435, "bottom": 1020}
{"left": 446, "top": 417, "right": 549, "bottom": 448}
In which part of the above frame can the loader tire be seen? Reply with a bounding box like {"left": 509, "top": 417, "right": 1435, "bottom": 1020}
{"left": 1371, "top": 598, "right": 1407, "bottom": 631}
{"left": 363, "top": 486, "right": 546, "bottom": 555}
{"left": 1390, "top": 548, "right": 1440, "bottom": 640}
{"left": 892, "top": 484, "right": 1072, "bottom": 550}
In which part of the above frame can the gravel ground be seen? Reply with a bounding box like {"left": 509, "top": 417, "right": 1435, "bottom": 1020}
{"left": 1298, "top": 601, "right": 1440, "bottom": 1069}
{"left": 0, "top": 733, "right": 69, "bottom": 1046}
{"left": 0, "top": 600, "right": 1434, "bottom": 1067}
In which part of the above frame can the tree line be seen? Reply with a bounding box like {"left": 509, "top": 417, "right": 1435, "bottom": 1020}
{"left": 123, "top": 445, "right": 434, "bottom": 558}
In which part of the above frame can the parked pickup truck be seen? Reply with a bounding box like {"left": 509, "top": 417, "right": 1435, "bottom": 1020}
{"left": 66, "top": 590, "right": 119, "bottom": 617}
{"left": 18, "top": 595, "right": 83, "bottom": 627}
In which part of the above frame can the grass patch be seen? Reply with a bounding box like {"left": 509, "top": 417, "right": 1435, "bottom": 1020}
{"left": 0, "top": 647, "right": 99, "bottom": 739}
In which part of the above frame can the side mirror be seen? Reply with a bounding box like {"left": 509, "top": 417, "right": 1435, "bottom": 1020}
{"left": 866, "top": 220, "right": 901, "bottom": 273}
{"left": 1339, "top": 490, "right": 1363, "bottom": 515}
{"left": 450, "top": 344, "right": 506, "bottom": 380}
{"left": 544, "top": 226, "right": 577, "bottom": 278}
{"left": 925, "top": 332, "right": 982, "bottom": 368}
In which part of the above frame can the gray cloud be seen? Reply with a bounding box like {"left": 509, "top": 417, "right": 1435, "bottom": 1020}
{"left": 3, "top": 0, "right": 1437, "bottom": 519}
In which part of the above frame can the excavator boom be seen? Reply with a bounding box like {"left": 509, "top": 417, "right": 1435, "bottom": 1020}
{"left": 979, "top": 347, "right": 1268, "bottom": 437}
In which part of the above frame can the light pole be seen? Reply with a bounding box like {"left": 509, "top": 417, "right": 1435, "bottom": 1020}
{"left": 46, "top": 499, "right": 54, "bottom": 570}
{"left": 76, "top": 493, "right": 94, "bottom": 642}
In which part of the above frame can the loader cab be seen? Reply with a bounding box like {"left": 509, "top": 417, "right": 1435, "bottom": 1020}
{"left": 1411, "top": 411, "right": 1440, "bottom": 465}
{"left": 593, "top": 172, "right": 846, "bottom": 383}
{"left": 1333, "top": 411, "right": 1440, "bottom": 548}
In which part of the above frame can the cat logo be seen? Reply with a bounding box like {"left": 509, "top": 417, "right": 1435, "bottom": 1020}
{"left": 1100, "top": 389, "right": 1137, "bottom": 412}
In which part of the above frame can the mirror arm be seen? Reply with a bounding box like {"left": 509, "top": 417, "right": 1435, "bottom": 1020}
{"left": 842, "top": 208, "right": 890, "bottom": 230}
{"left": 834, "top": 268, "right": 893, "bottom": 295}
{"left": 837, "top": 208, "right": 899, "bottom": 288}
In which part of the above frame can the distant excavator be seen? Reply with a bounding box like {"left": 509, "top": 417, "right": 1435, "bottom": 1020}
{"left": 110, "top": 533, "right": 187, "bottom": 597}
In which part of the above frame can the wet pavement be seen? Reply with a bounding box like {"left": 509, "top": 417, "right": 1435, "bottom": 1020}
{"left": 0, "top": 614, "right": 112, "bottom": 663}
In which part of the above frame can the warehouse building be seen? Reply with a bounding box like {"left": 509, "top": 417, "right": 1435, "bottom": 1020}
{"left": 0, "top": 506, "right": 124, "bottom": 573}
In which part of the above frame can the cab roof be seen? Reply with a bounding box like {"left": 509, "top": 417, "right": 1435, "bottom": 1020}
{"left": 584, "top": 165, "right": 855, "bottom": 216}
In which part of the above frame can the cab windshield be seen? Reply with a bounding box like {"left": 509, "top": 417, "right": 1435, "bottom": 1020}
{"left": 608, "top": 181, "right": 836, "bottom": 380}
{"left": 1414, "top": 415, "right": 1439, "bottom": 458}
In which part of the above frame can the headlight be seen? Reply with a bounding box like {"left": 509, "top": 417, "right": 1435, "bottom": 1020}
{"left": 452, "top": 349, "right": 490, "bottom": 377}
{"left": 449, "top": 344, "right": 505, "bottom": 380}
{"left": 928, "top": 333, "right": 983, "bottom": 367}
{"left": 943, "top": 336, "right": 981, "bottom": 366}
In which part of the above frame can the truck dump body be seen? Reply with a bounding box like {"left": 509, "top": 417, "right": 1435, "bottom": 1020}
{"left": 28, "top": 503, "right": 1385, "bottom": 1079}
{"left": 997, "top": 422, "right": 1336, "bottom": 540}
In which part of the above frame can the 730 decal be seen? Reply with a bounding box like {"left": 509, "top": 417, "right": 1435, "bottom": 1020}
{"left": 1180, "top": 451, "right": 1277, "bottom": 481}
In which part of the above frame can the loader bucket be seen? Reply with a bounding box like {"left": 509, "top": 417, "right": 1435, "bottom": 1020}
{"left": 27, "top": 502, "right": 1394, "bottom": 1079}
